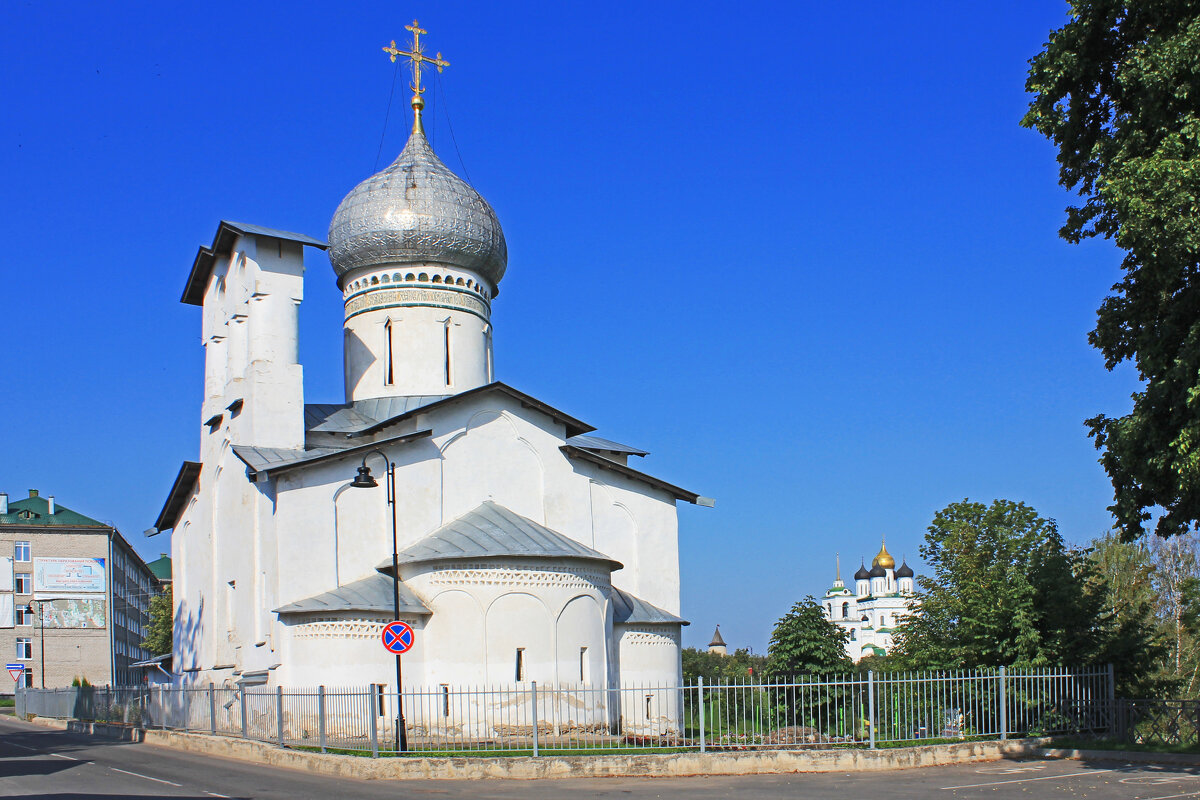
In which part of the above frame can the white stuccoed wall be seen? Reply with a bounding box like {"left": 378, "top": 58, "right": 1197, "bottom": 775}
{"left": 174, "top": 239, "right": 687, "bottom": 693}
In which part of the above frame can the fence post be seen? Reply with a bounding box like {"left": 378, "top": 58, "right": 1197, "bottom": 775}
{"left": 318, "top": 685, "right": 326, "bottom": 754}
{"left": 369, "top": 685, "right": 379, "bottom": 758}
{"left": 208, "top": 682, "right": 216, "bottom": 736}
{"left": 1106, "top": 663, "right": 1116, "bottom": 737}
{"left": 239, "top": 689, "right": 248, "bottom": 739}
{"left": 999, "top": 666, "right": 1007, "bottom": 740}
{"left": 698, "top": 676, "right": 706, "bottom": 753}
{"left": 867, "top": 670, "right": 876, "bottom": 749}
{"left": 276, "top": 686, "right": 284, "bottom": 747}
{"left": 531, "top": 681, "right": 540, "bottom": 757}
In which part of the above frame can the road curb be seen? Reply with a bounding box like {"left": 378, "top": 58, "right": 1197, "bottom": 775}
{"left": 20, "top": 715, "right": 1057, "bottom": 780}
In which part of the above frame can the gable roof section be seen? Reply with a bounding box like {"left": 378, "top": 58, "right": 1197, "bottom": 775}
{"left": 182, "top": 220, "right": 328, "bottom": 306}
{"left": 560, "top": 444, "right": 706, "bottom": 505}
{"left": 274, "top": 572, "right": 430, "bottom": 616}
{"left": 152, "top": 461, "right": 202, "bottom": 533}
{"left": 611, "top": 587, "right": 688, "bottom": 626}
{"left": 0, "top": 494, "right": 108, "bottom": 528}
{"left": 342, "top": 383, "right": 594, "bottom": 440}
{"left": 232, "top": 428, "right": 432, "bottom": 477}
{"left": 387, "top": 501, "right": 622, "bottom": 570}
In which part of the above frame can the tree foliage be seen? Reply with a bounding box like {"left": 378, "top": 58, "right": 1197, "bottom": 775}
{"left": 1023, "top": 2, "right": 1200, "bottom": 539}
{"left": 765, "top": 596, "right": 852, "bottom": 677}
{"left": 1087, "top": 532, "right": 1170, "bottom": 695}
{"left": 892, "top": 500, "right": 1106, "bottom": 669}
{"left": 682, "top": 647, "right": 767, "bottom": 684}
{"left": 141, "top": 585, "right": 172, "bottom": 657}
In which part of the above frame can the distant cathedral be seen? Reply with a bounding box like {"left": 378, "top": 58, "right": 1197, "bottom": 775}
{"left": 154, "top": 22, "right": 709, "bottom": 719}
{"left": 821, "top": 541, "right": 917, "bottom": 661}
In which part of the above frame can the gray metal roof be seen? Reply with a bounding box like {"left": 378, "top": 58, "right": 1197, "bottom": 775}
{"left": 231, "top": 429, "right": 432, "bottom": 477}
{"left": 568, "top": 435, "right": 649, "bottom": 457}
{"left": 303, "top": 384, "right": 594, "bottom": 439}
{"left": 560, "top": 445, "right": 705, "bottom": 505}
{"left": 305, "top": 395, "right": 453, "bottom": 434}
{"left": 274, "top": 572, "right": 430, "bottom": 616}
{"left": 221, "top": 221, "right": 328, "bottom": 249}
{"left": 387, "top": 501, "right": 622, "bottom": 569}
{"left": 611, "top": 587, "right": 688, "bottom": 626}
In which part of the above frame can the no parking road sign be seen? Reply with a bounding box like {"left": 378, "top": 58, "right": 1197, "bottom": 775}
{"left": 7, "top": 663, "right": 24, "bottom": 681}
{"left": 381, "top": 621, "right": 415, "bottom": 655}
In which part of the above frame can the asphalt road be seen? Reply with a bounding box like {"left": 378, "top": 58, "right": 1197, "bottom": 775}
{"left": 2, "top": 714, "right": 1199, "bottom": 799}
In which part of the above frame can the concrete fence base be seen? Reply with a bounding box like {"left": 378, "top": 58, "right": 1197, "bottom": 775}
{"left": 25, "top": 714, "right": 1059, "bottom": 780}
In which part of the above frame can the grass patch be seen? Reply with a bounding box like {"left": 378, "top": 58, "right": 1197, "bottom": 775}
{"left": 1049, "top": 738, "right": 1200, "bottom": 755}
{"left": 0, "top": 698, "right": 15, "bottom": 708}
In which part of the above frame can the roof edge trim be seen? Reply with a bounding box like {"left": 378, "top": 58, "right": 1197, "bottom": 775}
{"left": 560, "top": 445, "right": 704, "bottom": 505}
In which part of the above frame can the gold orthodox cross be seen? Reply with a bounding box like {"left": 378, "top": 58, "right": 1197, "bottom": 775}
{"left": 383, "top": 20, "right": 450, "bottom": 99}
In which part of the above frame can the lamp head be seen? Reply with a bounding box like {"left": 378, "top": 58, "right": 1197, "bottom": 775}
{"left": 350, "top": 463, "right": 378, "bottom": 489}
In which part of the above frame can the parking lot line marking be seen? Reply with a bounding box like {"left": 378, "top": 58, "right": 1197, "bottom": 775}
{"left": 941, "top": 768, "right": 1113, "bottom": 789}
{"left": 110, "top": 767, "right": 183, "bottom": 787}
{"left": 6, "top": 742, "right": 37, "bottom": 751}
{"left": 205, "top": 792, "right": 232, "bottom": 798}
{"left": 49, "top": 753, "right": 78, "bottom": 760}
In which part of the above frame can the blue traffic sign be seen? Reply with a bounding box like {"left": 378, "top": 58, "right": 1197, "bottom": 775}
{"left": 381, "top": 621, "right": 414, "bottom": 655}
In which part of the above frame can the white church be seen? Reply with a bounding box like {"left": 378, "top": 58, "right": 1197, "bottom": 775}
{"left": 153, "top": 35, "right": 709, "bottom": 704}
{"left": 820, "top": 542, "right": 917, "bottom": 661}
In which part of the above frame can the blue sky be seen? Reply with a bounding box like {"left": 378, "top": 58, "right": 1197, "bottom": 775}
{"left": 0, "top": 2, "right": 1136, "bottom": 652}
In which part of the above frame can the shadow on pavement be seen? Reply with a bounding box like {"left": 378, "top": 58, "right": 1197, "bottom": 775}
{"left": 0, "top": 758, "right": 78, "bottom": 778}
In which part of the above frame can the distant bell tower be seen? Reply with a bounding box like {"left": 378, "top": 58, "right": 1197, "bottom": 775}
{"left": 328, "top": 21, "right": 507, "bottom": 402}
{"left": 708, "top": 625, "right": 727, "bottom": 656}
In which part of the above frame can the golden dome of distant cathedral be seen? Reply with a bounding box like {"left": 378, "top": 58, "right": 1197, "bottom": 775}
{"left": 871, "top": 539, "right": 895, "bottom": 570}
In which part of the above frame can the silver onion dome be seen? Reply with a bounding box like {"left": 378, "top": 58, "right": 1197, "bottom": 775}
{"left": 328, "top": 123, "right": 507, "bottom": 287}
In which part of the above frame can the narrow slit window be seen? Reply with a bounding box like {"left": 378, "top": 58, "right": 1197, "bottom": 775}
{"left": 645, "top": 694, "right": 653, "bottom": 718}
{"left": 441, "top": 684, "right": 450, "bottom": 717}
{"left": 376, "top": 684, "right": 386, "bottom": 716}
{"left": 515, "top": 647, "right": 525, "bottom": 682}
{"left": 579, "top": 647, "right": 588, "bottom": 683}
{"left": 443, "top": 323, "right": 452, "bottom": 385}
{"left": 384, "top": 319, "right": 394, "bottom": 386}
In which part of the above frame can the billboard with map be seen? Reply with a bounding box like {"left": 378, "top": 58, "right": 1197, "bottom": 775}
{"left": 39, "top": 597, "right": 106, "bottom": 629}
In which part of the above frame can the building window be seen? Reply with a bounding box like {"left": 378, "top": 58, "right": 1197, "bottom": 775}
{"left": 15, "top": 607, "right": 32, "bottom": 626}
{"left": 645, "top": 695, "right": 654, "bottom": 718}
{"left": 443, "top": 322, "right": 452, "bottom": 386}
{"left": 841, "top": 602, "right": 849, "bottom": 618}
{"left": 13, "top": 542, "right": 30, "bottom": 562}
{"left": 21, "top": 668, "right": 32, "bottom": 688}
{"left": 441, "top": 684, "right": 450, "bottom": 717}
{"left": 849, "top": 629, "right": 857, "bottom": 641}
{"left": 515, "top": 648, "right": 525, "bottom": 682}
{"left": 383, "top": 319, "right": 394, "bottom": 386}
{"left": 579, "top": 647, "right": 588, "bottom": 684}
{"left": 375, "top": 684, "right": 386, "bottom": 716}
{"left": 14, "top": 574, "right": 30, "bottom": 595}
{"left": 16, "top": 638, "right": 31, "bottom": 660}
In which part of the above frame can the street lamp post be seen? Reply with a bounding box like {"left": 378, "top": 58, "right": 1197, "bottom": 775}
{"left": 349, "top": 450, "right": 407, "bottom": 752}
{"left": 26, "top": 599, "right": 48, "bottom": 689}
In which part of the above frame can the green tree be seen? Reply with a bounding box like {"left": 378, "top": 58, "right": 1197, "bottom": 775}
{"left": 892, "top": 499, "right": 1105, "bottom": 669}
{"left": 1023, "top": 2, "right": 1200, "bottom": 540}
{"left": 765, "top": 596, "right": 852, "bottom": 678}
{"left": 141, "top": 585, "right": 172, "bottom": 656}
{"left": 682, "top": 647, "right": 767, "bottom": 684}
{"left": 1087, "top": 532, "right": 1170, "bottom": 695}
